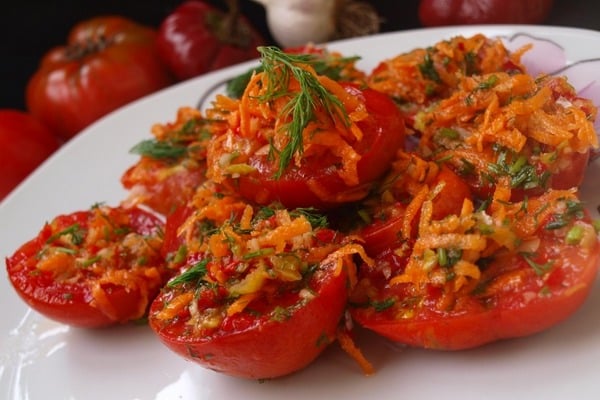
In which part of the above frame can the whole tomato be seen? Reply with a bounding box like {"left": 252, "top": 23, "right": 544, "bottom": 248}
{"left": 26, "top": 16, "right": 174, "bottom": 141}
{"left": 418, "top": 0, "right": 554, "bottom": 26}
{"left": 0, "top": 110, "right": 60, "bottom": 201}
{"left": 156, "top": 0, "right": 265, "bottom": 81}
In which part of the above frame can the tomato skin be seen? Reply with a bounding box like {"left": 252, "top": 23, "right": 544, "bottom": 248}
{"left": 550, "top": 149, "right": 590, "bottom": 190}
{"left": 5, "top": 206, "right": 169, "bottom": 328}
{"left": 160, "top": 204, "right": 194, "bottom": 260}
{"left": 26, "top": 16, "right": 174, "bottom": 140}
{"left": 156, "top": 0, "right": 265, "bottom": 81}
{"left": 418, "top": 0, "right": 554, "bottom": 26}
{"left": 360, "top": 165, "right": 471, "bottom": 256}
{"left": 121, "top": 158, "right": 207, "bottom": 216}
{"left": 235, "top": 84, "right": 406, "bottom": 209}
{"left": 0, "top": 110, "right": 60, "bottom": 200}
{"left": 351, "top": 213, "right": 600, "bottom": 350}
{"left": 149, "top": 252, "right": 350, "bottom": 379}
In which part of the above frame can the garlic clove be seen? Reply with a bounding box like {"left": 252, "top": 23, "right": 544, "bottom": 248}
{"left": 252, "top": 0, "right": 337, "bottom": 47}
{"left": 252, "top": 0, "right": 381, "bottom": 48}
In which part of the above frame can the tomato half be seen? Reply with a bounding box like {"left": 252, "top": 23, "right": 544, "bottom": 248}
{"left": 26, "top": 16, "right": 174, "bottom": 140}
{"left": 148, "top": 185, "right": 364, "bottom": 378}
{"left": 359, "top": 163, "right": 472, "bottom": 257}
{"left": 150, "top": 250, "right": 351, "bottom": 378}
{"left": 350, "top": 190, "right": 600, "bottom": 350}
{"left": 367, "top": 34, "right": 524, "bottom": 127}
{"left": 416, "top": 73, "right": 598, "bottom": 201}
{"left": 232, "top": 84, "right": 406, "bottom": 209}
{"left": 6, "top": 205, "right": 170, "bottom": 328}
{"left": 0, "top": 109, "right": 61, "bottom": 200}
{"left": 121, "top": 107, "right": 211, "bottom": 216}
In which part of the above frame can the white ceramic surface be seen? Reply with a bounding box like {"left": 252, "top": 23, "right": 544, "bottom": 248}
{"left": 2, "top": 25, "right": 600, "bottom": 400}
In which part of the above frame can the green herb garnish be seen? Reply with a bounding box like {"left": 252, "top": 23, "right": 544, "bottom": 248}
{"left": 289, "top": 207, "right": 328, "bottom": 229}
{"left": 256, "top": 46, "right": 350, "bottom": 178}
{"left": 46, "top": 223, "right": 86, "bottom": 246}
{"left": 520, "top": 252, "right": 554, "bottom": 276}
{"left": 129, "top": 139, "right": 187, "bottom": 160}
{"left": 371, "top": 298, "right": 395, "bottom": 312}
{"left": 168, "top": 259, "right": 209, "bottom": 287}
{"left": 418, "top": 50, "right": 441, "bottom": 83}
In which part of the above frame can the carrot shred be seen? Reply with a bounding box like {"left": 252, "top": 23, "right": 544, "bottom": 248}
{"left": 336, "top": 328, "right": 375, "bottom": 376}
{"left": 155, "top": 292, "right": 195, "bottom": 321}
{"left": 226, "top": 292, "right": 259, "bottom": 316}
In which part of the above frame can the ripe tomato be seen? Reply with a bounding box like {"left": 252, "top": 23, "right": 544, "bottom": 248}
{"left": 366, "top": 34, "right": 525, "bottom": 128}
{"left": 26, "top": 16, "right": 174, "bottom": 141}
{"left": 232, "top": 84, "right": 406, "bottom": 209}
{"left": 416, "top": 73, "right": 597, "bottom": 202}
{"left": 359, "top": 163, "right": 472, "bottom": 257}
{"left": 121, "top": 107, "right": 211, "bottom": 216}
{"left": 418, "top": 0, "right": 554, "bottom": 26}
{"left": 6, "top": 205, "right": 170, "bottom": 328}
{"left": 150, "top": 251, "right": 351, "bottom": 378}
{"left": 149, "top": 186, "right": 363, "bottom": 378}
{"left": 350, "top": 190, "right": 600, "bottom": 350}
{"left": 156, "top": 0, "right": 265, "bottom": 81}
{"left": 0, "top": 109, "right": 60, "bottom": 201}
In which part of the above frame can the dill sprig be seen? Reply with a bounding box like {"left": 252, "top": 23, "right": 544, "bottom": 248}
{"left": 256, "top": 46, "right": 350, "bottom": 178}
{"left": 167, "top": 259, "right": 209, "bottom": 287}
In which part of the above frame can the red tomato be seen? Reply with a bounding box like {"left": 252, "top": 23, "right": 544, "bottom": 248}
{"left": 0, "top": 110, "right": 60, "bottom": 200}
{"left": 156, "top": 0, "right": 265, "bottom": 81}
{"left": 121, "top": 107, "right": 211, "bottom": 216}
{"left": 418, "top": 0, "right": 554, "bottom": 26}
{"left": 6, "top": 205, "right": 171, "bottom": 328}
{"left": 149, "top": 191, "right": 360, "bottom": 378}
{"left": 26, "top": 16, "right": 174, "bottom": 141}
{"left": 456, "top": 148, "right": 591, "bottom": 202}
{"left": 149, "top": 252, "right": 350, "bottom": 378}
{"left": 235, "top": 84, "right": 406, "bottom": 209}
{"left": 350, "top": 192, "right": 600, "bottom": 350}
{"left": 121, "top": 158, "right": 206, "bottom": 216}
{"left": 360, "top": 165, "right": 472, "bottom": 256}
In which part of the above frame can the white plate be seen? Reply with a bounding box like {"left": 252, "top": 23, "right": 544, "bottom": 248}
{"left": 2, "top": 25, "right": 600, "bottom": 400}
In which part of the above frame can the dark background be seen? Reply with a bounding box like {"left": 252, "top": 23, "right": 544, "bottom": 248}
{"left": 2, "top": 0, "right": 598, "bottom": 111}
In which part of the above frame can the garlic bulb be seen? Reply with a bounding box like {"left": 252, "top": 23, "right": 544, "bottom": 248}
{"left": 251, "top": 0, "right": 380, "bottom": 48}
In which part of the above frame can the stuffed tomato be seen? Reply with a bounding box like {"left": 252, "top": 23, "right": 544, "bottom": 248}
{"left": 149, "top": 182, "right": 369, "bottom": 378}
{"left": 414, "top": 71, "right": 598, "bottom": 201}
{"left": 350, "top": 152, "right": 600, "bottom": 350}
{"left": 121, "top": 107, "right": 212, "bottom": 216}
{"left": 6, "top": 204, "right": 170, "bottom": 328}
{"left": 205, "top": 46, "right": 405, "bottom": 210}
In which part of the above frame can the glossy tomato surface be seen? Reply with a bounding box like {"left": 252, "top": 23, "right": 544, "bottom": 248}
{"left": 359, "top": 165, "right": 472, "bottom": 257}
{"left": 235, "top": 84, "right": 406, "bottom": 209}
{"left": 149, "top": 183, "right": 361, "bottom": 378}
{"left": 156, "top": 0, "right": 265, "bottom": 81}
{"left": 121, "top": 107, "right": 211, "bottom": 216}
{"left": 418, "top": 0, "right": 554, "bottom": 26}
{"left": 0, "top": 109, "right": 60, "bottom": 200}
{"left": 351, "top": 194, "right": 600, "bottom": 350}
{"left": 6, "top": 205, "right": 170, "bottom": 328}
{"left": 26, "top": 16, "right": 173, "bottom": 140}
{"left": 149, "top": 253, "right": 350, "bottom": 379}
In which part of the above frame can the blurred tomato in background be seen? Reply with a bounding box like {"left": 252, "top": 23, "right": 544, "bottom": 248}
{"left": 25, "top": 16, "right": 174, "bottom": 141}
{"left": 0, "top": 110, "right": 61, "bottom": 200}
{"left": 418, "top": 0, "right": 555, "bottom": 26}
{"left": 156, "top": 0, "right": 265, "bottom": 80}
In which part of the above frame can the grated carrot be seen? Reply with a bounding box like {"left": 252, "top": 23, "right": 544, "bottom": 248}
{"left": 155, "top": 292, "right": 195, "bottom": 321}
{"left": 336, "top": 328, "right": 375, "bottom": 376}
{"left": 226, "top": 292, "right": 259, "bottom": 316}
